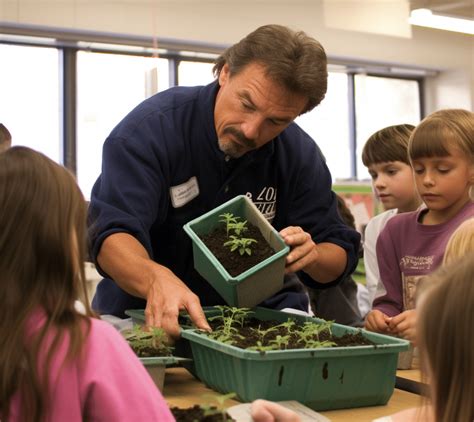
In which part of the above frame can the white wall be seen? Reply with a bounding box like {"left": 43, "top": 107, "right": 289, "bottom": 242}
{"left": 1, "top": 0, "right": 473, "bottom": 112}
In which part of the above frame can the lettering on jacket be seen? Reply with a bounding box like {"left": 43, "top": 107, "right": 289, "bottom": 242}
{"left": 246, "top": 187, "right": 277, "bottom": 223}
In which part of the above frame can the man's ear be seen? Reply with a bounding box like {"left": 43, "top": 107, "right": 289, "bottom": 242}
{"left": 218, "top": 63, "right": 230, "bottom": 86}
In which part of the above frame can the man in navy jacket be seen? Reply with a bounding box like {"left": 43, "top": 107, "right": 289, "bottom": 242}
{"left": 89, "top": 24, "right": 360, "bottom": 337}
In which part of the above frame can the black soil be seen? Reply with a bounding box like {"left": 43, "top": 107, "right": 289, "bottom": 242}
{"left": 171, "top": 405, "right": 235, "bottom": 421}
{"left": 207, "top": 317, "right": 375, "bottom": 350}
{"left": 129, "top": 345, "right": 171, "bottom": 358}
{"left": 199, "top": 223, "right": 275, "bottom": 277}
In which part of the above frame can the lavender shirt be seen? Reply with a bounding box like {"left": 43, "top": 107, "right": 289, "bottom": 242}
{"left": 374, "top": 201, "right": 474, "bottom": 316}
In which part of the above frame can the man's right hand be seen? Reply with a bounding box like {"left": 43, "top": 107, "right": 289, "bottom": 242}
{"left": 97, "top": 232, "right": 211, "bottom": 338}
{"left": 144, "top": 267, "right": 211, "bottom": 338}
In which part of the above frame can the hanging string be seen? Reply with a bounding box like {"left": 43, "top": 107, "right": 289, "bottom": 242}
{"left": 151, "top": 0, "right": 159, "bottom": 58}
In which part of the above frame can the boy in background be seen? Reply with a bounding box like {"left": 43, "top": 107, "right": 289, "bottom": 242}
{"left": 358, "top": 124, "right": 421, "bottom": 317}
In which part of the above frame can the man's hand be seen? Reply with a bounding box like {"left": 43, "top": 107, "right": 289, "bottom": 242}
{"left": 365, "top": 309, "right": 391, "bottom": 334}
{"left": 97, "top": 233, "right": 211, "bottom": 338}
{"left": 279, "top": 226, "right": 318, "bottom": 273}
{"left": 279, "top": 226, "right": 347, "bottom": 283}
{"left": 388, "top": 310, "right": 417, "bottom": 344}
{"left": 144, "top": 268, "right": 211, "bottom": 338}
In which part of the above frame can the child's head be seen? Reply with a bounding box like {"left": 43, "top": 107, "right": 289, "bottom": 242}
{"left": 0, "top": 146, "right": 90, "bottom": 312}
{"left": 409, "top": 109, "right": 474, "bottom": 213}
{"left": 443, "top": 218, "right": 474, "bottom": 265}
{"left": 362, "top": 124, "right": 414, "bottom": 167}
{"left": 417, "top": 256, "right": 474, "bottom": 422}
{"left": 0, "top": 123, "right": 12, "bottom": 153}
{"left": 362, "top": 124, "right": 420, "bottom": 212}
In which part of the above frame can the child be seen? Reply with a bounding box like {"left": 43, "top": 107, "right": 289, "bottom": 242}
{"left": 307, "top": 194, "right": 363, "bottom": 326}
{"left": 365, "top": 109, "right": 474, "bottom": 343}
{"left": 373, "top": 255, "right": 474, "bottom": 422}
{"left": 0, "top": 147, "right": 174, "bottom": 421}
{"left": 359, "top": 124, "right": 421, "bottom": 317}
{"left": 442, "top": 217, "right": 474, "bottom": 265}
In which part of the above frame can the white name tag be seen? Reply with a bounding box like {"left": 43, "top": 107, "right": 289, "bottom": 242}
{"left": 170, "top": 176, "right": 199, "bottom": 208}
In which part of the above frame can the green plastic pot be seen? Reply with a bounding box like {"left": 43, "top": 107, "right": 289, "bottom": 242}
{"left": 183, "top": 195, "right": 289, "bottom": 307}
{"left": 180, "top": 307, "right": 410, "bottom": 411}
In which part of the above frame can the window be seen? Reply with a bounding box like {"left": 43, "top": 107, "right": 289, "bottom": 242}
{"left": 178, "top": 61, "right": 215, "bottom": 86}
{"left": 0, "top": 32, "right": 424, "bottom": 186}
{"left": 295, "top": 72, "right": 351, "bottom": 181}
{"left": 0, "top": 44, "right": 60, "bottom": 162}
{"left": 355, "top": 75, "right": 421, "bottom": 180}
{"left": 76, "top": 52, "right": 169, "bottom": 199}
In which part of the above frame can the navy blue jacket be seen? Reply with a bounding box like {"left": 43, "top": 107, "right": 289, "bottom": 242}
{"left": 88, "top": 81, "right": 361, "bottom": 317}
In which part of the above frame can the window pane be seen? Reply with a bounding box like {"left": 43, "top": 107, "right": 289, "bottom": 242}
{"left": 178, "top": 61, "right": 215, "bottom": 86}
{"left": 355, "top": 75, "right": 421, "bottom": 180}
{"left": 0, "top": 44, "right": 60, "bottom": 162}
{"left": 295, "top": 72, "right": 351, "bottom": 182}
{"left": 77, "top": 52, "right": 169, "bottom": 199}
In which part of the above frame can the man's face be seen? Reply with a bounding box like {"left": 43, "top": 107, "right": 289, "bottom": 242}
{"left": 214, "top": 62, "right": 307, "bottom": 159}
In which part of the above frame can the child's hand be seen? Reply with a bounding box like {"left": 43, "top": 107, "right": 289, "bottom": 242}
{"left": 388, "top": 310, "right": 417, "bottom": 344}
{"left": 365, "top": 309, "right": 391, "bottom": 333}
{"left": 251, "top": 399, "right": 301, "bottom": 422}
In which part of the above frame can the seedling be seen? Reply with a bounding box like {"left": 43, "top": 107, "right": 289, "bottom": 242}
{"left": 219, "top": 213, "right": 238, "bottom": 236}
{"left": 223, "top": 235, "right": 257, "bottom": 256}
{"left": 218, "top": 212, "right": 257, "bottom": 256}
{"left": 200, "top": 392, "right": 237, "bottom": 421}
{"left": 228, "top": 220, "right": 248, "bottom": 236}
{"left": 207, "top": 306, "right": 252, "bottom": 345}
{"left": 122, "top": 325, "right": 173, "bottom": 357}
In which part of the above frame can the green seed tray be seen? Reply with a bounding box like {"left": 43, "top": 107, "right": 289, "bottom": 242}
{"left": 180, "top": 307, "right": 410, "bottom": 411}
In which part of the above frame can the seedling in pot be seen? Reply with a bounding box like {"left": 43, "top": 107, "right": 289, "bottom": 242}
{"left": 223, "top": 235, "right": 257, "bottom": 256}
{"left": 219, "top": 213, "right": 239, "bottom": 237}
{"left": 122, "top": 325, "right": 173, "bottom": 357}
{"left": 219, "top": 212, "right": 257, "bottom": 256}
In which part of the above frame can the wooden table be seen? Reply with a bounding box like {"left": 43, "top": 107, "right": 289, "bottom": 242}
{"left": 163, "top": 367, "right": 422, "bottom": 422}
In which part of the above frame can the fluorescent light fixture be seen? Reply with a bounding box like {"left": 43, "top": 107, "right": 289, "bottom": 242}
{"left": 409, "top": 8, "right": 474, "bottom": 35}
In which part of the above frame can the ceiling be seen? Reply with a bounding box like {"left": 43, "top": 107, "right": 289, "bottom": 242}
{"left": 409, "top": 0, "right": 474, "bottom": 19}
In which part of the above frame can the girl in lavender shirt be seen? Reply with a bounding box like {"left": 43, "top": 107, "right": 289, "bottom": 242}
{"left": 365, "top": 109, "right": 474, "bottom": 344}
{"left": 0, "top": 147, "right": 174, "bottom": 421}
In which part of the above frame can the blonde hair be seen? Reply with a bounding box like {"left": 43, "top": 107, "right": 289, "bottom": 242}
{"left": 443, "top": 218, "right": 474, "bottom": 265}
{"left": 0, "top": 147, "right": 93, "bottom": 421}
{"left": 417, "top": 256, "right": 474, "bottom": 422}
{"left": 408, "top": 109, "right": 474, "bottom": 161}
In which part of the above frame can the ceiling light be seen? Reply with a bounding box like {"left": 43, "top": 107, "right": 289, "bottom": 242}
{"left": 409, "top": 8, "right": 474, "bottom": 35}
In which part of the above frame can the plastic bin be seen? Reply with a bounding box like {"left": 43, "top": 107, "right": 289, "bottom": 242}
{"left": 180, "top": 307, "right": 410, "bottom": 411}
{"left": 183, "top": 195, "right": 289, "bottom": 307}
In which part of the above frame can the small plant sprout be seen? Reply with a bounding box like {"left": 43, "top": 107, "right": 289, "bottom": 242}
{"left": 207, "top": 306, "right": 252, "bottom": 344}
{"left": 228, "top": 220, "right": 248, "bottom": 236}
{"left": 200, "top": 392, "right": 237, "bottom": 421}
{"left": 218, "top": 212, "right": 258, "bottom": 256}
{"left": 223, "top": 236, "right": 257, "bottom": 256}
{"left": 269, "top": 334, "right": 291, "bottom": 350}
{"left": 122, "top": 325, "right": 173, "bottom": 357}
{"left": 219, "top": 212, "right": 239, "bottom": 236}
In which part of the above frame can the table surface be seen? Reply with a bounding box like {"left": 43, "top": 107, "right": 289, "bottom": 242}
{"left": 163, "top": 367, "right": 422, "bottom": 422}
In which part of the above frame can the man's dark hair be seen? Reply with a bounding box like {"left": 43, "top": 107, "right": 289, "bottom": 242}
{"left": 213, "top": 24, "right": 327, "bottom": 114}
